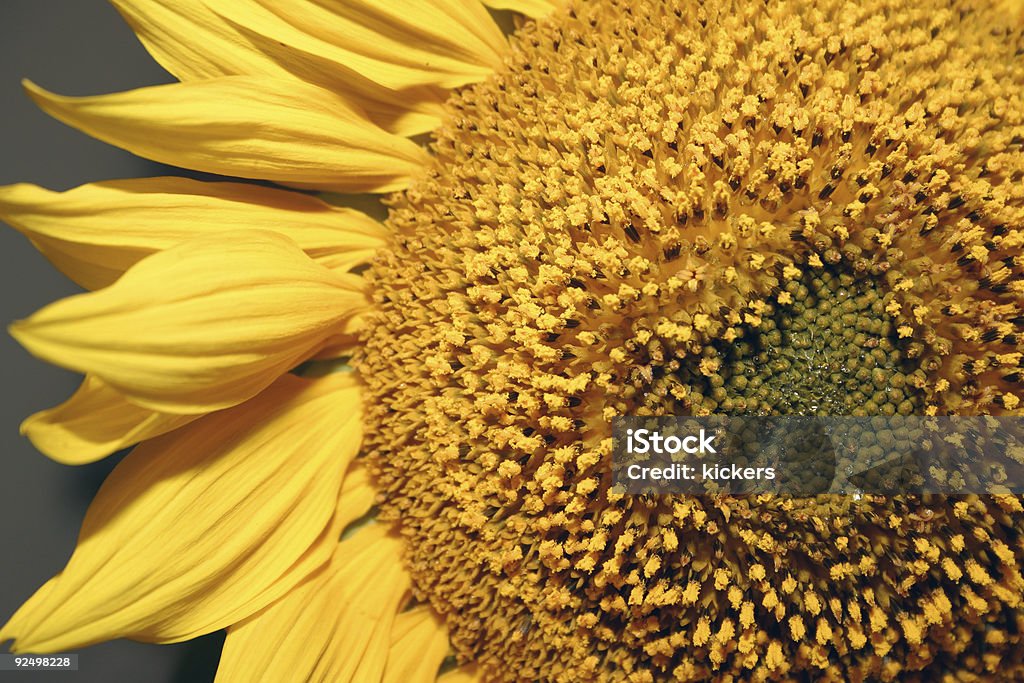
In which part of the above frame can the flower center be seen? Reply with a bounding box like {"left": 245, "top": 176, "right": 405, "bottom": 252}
{"left": 356, "top": 0, "right": 1024, "bottom": 680}
{"left": 677, "top": 267, "right": 924, "bottom": 418}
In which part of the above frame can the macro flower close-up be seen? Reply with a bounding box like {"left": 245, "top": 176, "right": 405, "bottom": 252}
{"left": 2, "top": 0, "right": 1024, "bottom": 681}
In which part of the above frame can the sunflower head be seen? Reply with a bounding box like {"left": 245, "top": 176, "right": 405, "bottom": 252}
{"left": 2, "top": 0, "right": 1024, "bottom": 682}
{"left": 358, "top": 0, "right": 1024, "bottom": 680}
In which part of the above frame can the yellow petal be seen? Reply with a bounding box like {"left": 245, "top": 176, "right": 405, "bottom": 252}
{"left": 21, "top": 375, "right": 195, "bottom": 465}
{"left": 330, "top": 461, "right": 379, "bottom": 535}
{"left": 216, "top": 525, "right": 411, "bottom": 683}
{"left": 25, "top": 77, "right": 429, "bottom": 193}
{"left": 0, "top": 373, "right": 364, "bottom": 652}
{"left": 211, "top": 0, "right": 505, "bottom": 91}
{"left": 383, "top": 607, "right": 451, "bottom": 683}
{"left": 111, "top": 0, "right": 282, "bottom": 81}
{"left": 481, "top": 0, "right": 558, "bottom": 19}
{"left": 0, "top": 178, "right": 387, "bottom": 290}
{"left": 10, "top": 229, "right": 368, "bottom": 414}
{"left": 110, "top": 0, "right": 444, "bottom": 135}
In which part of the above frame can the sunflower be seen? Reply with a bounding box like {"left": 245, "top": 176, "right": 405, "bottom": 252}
{"left": 3, "top": 0, "right": 1024, "bottom": 681}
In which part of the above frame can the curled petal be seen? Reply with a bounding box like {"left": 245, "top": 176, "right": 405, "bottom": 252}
{"left": 25, "top": 77, "right": 429, "bottom": 193}
{"left": 0, "top": 178, "right": 387, "bottom": 290}
{"left": 212, "top": 0, "right": 505, "bottom": 91}
{"left": 216, "top": 525, "right": 411, "bottom": 683}
{"left": 110, "top": 0, "right": 444, "bottom": 135}
{"left": 11, "top": 229, "right": 368, "bottom": 414}
{"left": 21, "top": 376, "right": 194, "bottom": 465}
{"left": 0, "top": 373, "right": 364, "bottom": 652}
{"left": 382, "top": 606, "right": 452, "bottom": 683}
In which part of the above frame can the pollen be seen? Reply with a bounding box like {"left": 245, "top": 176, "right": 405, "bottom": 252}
{"left": 356, "top": 0, "right": 1024, "bottom": 680}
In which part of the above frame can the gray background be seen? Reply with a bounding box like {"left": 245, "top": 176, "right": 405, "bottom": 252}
{"left": 0, "top": 1, "right": 223, "bottom": 681}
